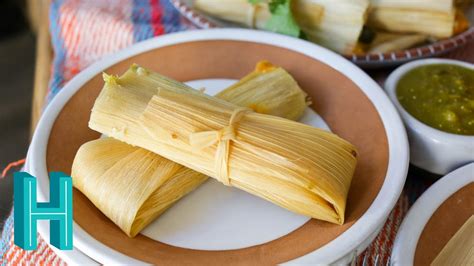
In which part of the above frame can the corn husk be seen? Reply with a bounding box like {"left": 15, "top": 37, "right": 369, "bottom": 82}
{"left": 370, "top": 0, "right": 454, "bottom": 13}
{"left": 72, "top": 61, "right": 309, "bottom": 237}
{"left": 88, "top": 64, "right": 358, "bottom": 225}
{"left": 368, "top": 0, "right": 456, "bottom": 38}
{"left": 368, "top": 33, "right": 428, "bottom": 53}
{"left": 432, "top": 215, "right": 474, "bottom": 266}
{"left": 73, "top": 138, "right": 200, "bottom": 237}
{"left": 195, "top": 0, "right": 369, "bottom": 54}
{"left": 216, "top": 61, "right": 309, "bottom": 120}
{"left": 294, "top": 0, "right": 370, "bottom": 54}
{"left": 194, "top": 0, "right": 271, "bottom": 28}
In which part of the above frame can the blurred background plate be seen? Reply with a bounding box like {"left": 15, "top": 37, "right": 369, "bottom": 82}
{"left": 391, "top": 163, "right": 474, "bottom": 265}
{"left": 171, "top": 0, "right": 474, "bottom": 68}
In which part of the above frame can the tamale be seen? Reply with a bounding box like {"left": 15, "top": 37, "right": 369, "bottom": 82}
{"left": 216, "top": 61, "right": 308, "bottom": 120}
{"left": 89, "top": 65, "right": 358, "bottom": 225}
{"left": 431, "top": 215, "right": 474, "bottom": 266}
{"left": 195, "top": 0, "right": 369, "bottom": 54}
{"left": 294, "top": 0, "right": 370, "bottom": 54}
{"left": 73, "top": 138, "right": 195, "bottom": 237}
{"left": 194, "top": 0, "right": 271, "bottom": 29}
{"left": 370, "top": 0, "right": 454, "bottom": 12}
{"left": 368, "top": 0, "right": 457, "bottom": 38}
{"left": 72, "top": 61, "right": 309, "bottom": 237}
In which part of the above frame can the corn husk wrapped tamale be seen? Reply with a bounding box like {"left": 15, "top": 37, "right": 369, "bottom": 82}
{"left": 73, "top": 138, "right": 199, "bottom": 237}
{"left": 294, "top": 0, "right": 370, "bottom": 55}
{"left": 88, "top": 64, "right": 358, "bottom": 225}
{"left": 368, "top": 0, "right": 457, "bottom": 38}
{"left": 72, "top": 61, "right": 309, "bottom": 237}
{"left": 370, "top": 0, "right": 454, "bottom": 12}
{"left": 432, "top": 215, "right": 474, "bottom": 266}
{"left": 216, "top": 61, "right": 309, "bottom": 120}
{"left": 195, "top": 0, "right": 369, "bottom": 54}
{"left": 194, "top": 0, "right": 271, "bottom": 29}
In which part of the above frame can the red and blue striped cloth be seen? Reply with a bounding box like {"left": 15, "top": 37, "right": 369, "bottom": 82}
{"left": 0, "top": 0, "right": 444, "bottom": 264}
{"left": 48, "top": 0, "right": 193, "bottom": 100}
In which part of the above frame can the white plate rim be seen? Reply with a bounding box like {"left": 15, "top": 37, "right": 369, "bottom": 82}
{"left": 391, "top": 163, "right": 474, "bottom": 265}
{"left": 28, "top": 28, "right": 409, "bottom": 264}
{"left": 23, "top": 153, "right": 100, "bottom": 265}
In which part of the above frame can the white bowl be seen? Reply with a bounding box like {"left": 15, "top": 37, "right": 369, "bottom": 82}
{"left": 385, "top": 59, "right": 474, "bottom": 175}
{"left": 391, "top": 163, "right": 474, "bottom": 265}
{"left": 28, "top": 29, "right": 409, "bottom": 265}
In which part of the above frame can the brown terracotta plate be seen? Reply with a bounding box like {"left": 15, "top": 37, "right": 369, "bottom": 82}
{"left": 28, "top": 29, "right": 409, "bottom": 264}
{"left": 415, "top": 183, "right": 474, "bottom": 265}
{"left": 392, "top": 163, "right": 474, "bottom": 265}
{"left": 171, "top": 0, "right": 474, "bottom": 68}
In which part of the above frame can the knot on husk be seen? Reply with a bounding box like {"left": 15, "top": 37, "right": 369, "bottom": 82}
{"left": 190, "top": 107, "right": 251, "bottom": 186}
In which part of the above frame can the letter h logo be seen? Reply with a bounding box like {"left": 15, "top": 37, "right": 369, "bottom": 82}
{"left": 14, "top": 172, "right": 73, "bottom": 250}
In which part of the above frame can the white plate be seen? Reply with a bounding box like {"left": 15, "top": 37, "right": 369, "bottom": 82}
{"left": 27, "top": 29, "right": 409, "bottom": 264}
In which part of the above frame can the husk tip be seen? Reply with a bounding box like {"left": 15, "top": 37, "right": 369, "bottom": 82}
{"left": 102, "top": 72, "right": 119, "bottom": 85}
{"left": 255, "top": 60, "right": 277, "bottom": 73}
{"left": 130, "top": 63, "right": 148, "bottom": 76}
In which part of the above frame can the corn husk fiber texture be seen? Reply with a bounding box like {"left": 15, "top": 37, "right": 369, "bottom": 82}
{"left": 87, "top": 64, "right": 358, "bottom": 227}
{"left": 72, "top": 62, "right": 309, "bottom": 236}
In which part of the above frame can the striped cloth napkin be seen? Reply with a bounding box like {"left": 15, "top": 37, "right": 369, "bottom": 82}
{"left": 0, "top": 0, "right": 472, "bottom": 264}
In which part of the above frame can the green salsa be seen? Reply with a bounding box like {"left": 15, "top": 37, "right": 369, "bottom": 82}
{"left": 396, "top": 64, "right": 474, "bottom": 135}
